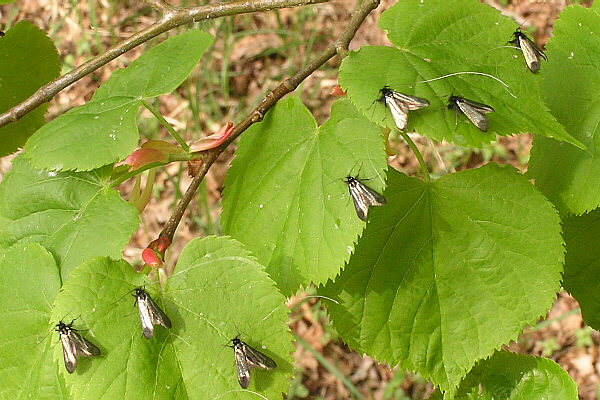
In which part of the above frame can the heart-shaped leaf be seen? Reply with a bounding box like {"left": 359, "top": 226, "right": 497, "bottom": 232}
{"left": 222, "top": 97, "right": 387, "bottom": 295}
{"left": 50, "top": 236, "right": 293, "bottom": 399}
{"left": 323, "top": 164, "right": 564, "bottom": 391}
{"left": 339, "top": 0, "right": 580, "bottom": 148}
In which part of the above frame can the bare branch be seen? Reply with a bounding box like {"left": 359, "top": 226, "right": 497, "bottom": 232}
{"left": 0, "top": 0, "right": 328, "bottom": 128}
{"left": 159, "top": 0, "right": 381, "bottom": 242}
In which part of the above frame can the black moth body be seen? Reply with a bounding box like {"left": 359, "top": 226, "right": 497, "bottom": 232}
{"left": 230, "top": 337, "right": 277, "bottom": 389}
{"left": 377, "top": 86, "right": 430, "bottom": 131}
{"left": 447, "top": 96, "right": 495, "bottom": 132}
{"left": 55, "top": 320, "right": 101, "bottom": 374}
{"left": 509, "top": 30, "right": 547, "bottom": 73}
{"left": 134, "top": 287, "right": 172, "bottom": 339}
{"left": 343, "top": 175, "right": 386, "bottom": 221}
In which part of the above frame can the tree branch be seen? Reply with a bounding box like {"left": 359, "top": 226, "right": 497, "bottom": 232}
{"left": 0, "top": 0, "right": 328, "bottom": 128}
{"left": 159, "top": 0, "right": 381, "bottom": 242}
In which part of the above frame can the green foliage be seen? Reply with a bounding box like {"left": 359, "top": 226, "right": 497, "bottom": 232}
{"left": 323, "top": 164, "right": 564, "bottom": 391}
{"left": 433, "top": 351, "right": 578, "bottom": 399}
{"left": 24, "top": 30, "right": 214, "bottom": 171}
{"left": 0, "top": 243, "right": 66, "bottom": 399}
{"left": 540, "top": 338, "right": 560, "bottom": 357}
{"left": 339, "top": 0, "right": 580, "bottom": 148}
{"left": 0, "top": 21, "right": 60, "bottom": 156}
{"left": 222, "top": 97, "right": 387, "bottom": 295}
{"left": 0, "top": 237, "right": 291, "bottom": 399}
{"left": 527, "top": 5, "right": 600, "bottom": 214}
{"left": 562, "top": 209, "right": 600, "bottom": 330}
{"left": 1, "top": 0, "right": 591, "bottom": 397}
{"left": 0, "top": 156, "right": 139, "bottom": 280}
{"left": 575, "top": 326, "right": 594, "bottom": 348}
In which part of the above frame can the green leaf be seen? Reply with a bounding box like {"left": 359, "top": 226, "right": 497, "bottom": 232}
{"left": 93, "top": 30, "right": 214, "bottom": 100}
{"left": 0, "top": 155, "right": 139, "bottom": 280}
{"left": 51, "top": 236, "right": 292, "bottom": 399}
{"left": 24, "top": 30, "right": 213, "bottom": 172}
{"left": 444, "top": 351, "right": 578, "bottom": 399}
{"left": 25, "top": 97, "right": 140, "bottom": 171}
{"left": 0, "top": 243, "right": 67, "bottom": 399}
{"left": 562, "top": 210, "right": 600, "bottom": 330}
{"left": 339, "top": 0, "right": 580, "bottom": 148}
{"left": 527, "top": 5, "right": 600, "bottom": 214}
{"left": 0, "top": 21, "right": 60, "bottom": 156}
{"left": 167, "top": 236, "right": 294, "bottom": 397}
{"left": 221, "top": 97, "right": 387, "bottom": 295}
{"left": 322, "top": 164, "right": 564, "bottom": 391}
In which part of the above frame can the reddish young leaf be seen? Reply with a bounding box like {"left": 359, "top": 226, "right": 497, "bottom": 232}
{"left": 123, "top": 148, "right": 168, "bottom": 170}
{"left": 189, "top": 122, "right": 234, "bottom": 152}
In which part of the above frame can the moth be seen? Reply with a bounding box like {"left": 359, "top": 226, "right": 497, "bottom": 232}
{"left": 133, "top": 287, "right": 172, "bottom": 339}
{"left": 55, "top": 320, "right": 101, "bottom": 374}
{"left": 377, "top": 86, "right": 430, "bottom": 130}
{"left": 509, "top": 30, "right": 547, "bottom": 73}
{"left": 230, "top": 336, "right": 277, "bottom": 389}
{"left": 343, "top": 175, "right": 386, "bottom": 221}
{"left": 447, "top": 96, "right": 495, "bottom": 132}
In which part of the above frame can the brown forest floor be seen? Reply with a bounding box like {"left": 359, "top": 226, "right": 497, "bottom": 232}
{"left": 1, "top": 0, "right": 599, "bottom": 399}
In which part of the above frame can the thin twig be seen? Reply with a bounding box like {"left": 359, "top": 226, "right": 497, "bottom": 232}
{"left": 0, "top": 0, "right": 328, "bottom": 128}
{"left": 160, "top": 0, "right": 381, "bottom": 242}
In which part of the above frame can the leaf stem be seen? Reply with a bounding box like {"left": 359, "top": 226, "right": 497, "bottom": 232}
{"left": 110, "top": 153, "right": 191, "bottom": 187}
{"left": 159, "top": 0, "right": 381, "bottom": 242}
{"left": 142, "top": 99, "right": 189, "bottom": 151}
{"left": 293, "top": 333, "right": 365, "bottom": 399}
{"left": 0, "top": 0, "right": 329, "bottom": 128}
{"left": 400, "top": 131, "right": 430, "bottom": 182}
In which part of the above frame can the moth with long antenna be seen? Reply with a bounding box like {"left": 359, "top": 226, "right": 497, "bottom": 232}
{"left": 377, "top": 86, "right": 430, "bottom": 131}
{"left": 229, "top": 336, "right": 277, "bottom": 388}
{"left": 447, "top": 96, "right": 495, "bottom": 132}
{"left": 55, "top": 320, "right": 101, "bottom": 373}
{"left": 509, "top": 30, "right": 547, "bottom": 73}
{"left": 343, "top": 174, "right": 386, "bottom": 221}
{"left": 133, "top": 287, "right": 172, "bottom": 339}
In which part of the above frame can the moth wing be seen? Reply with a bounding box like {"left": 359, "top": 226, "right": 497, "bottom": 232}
{"left": 385, "top": 96, "right": 409, "bottom": 130}
{"left": 349, "top": 183, "right": 370, "bottom": 221}
{"left": 521, "top": 35, "right": 547, "bottom": 61}
{"left": 457, "top": 101, "right": 489, "bottom": 132}
{"left": 234, "top": 345, "right": 251, "bottom": 389}
{"left": 146, "top": 295, "right": 172, "bottom": 330}
{"left": 243, "top": 344, "right": 277, "bottom": 370}
{"left": 60, "top": 333, "right": 78, "bottom": 374}
{"left": 391, "top": 92, "right": 430, "bottom": 110}
{"left": 71, "top": 331, "right": 101, "bottom": 357}
{"left": 357, "top": 181, "right": 386, "bottom": 207}
{"left": 519, "top": 36, "right": 541, "bottom": 73}
{"left": 350, "top": 181, "right": 386, "bottom": 221}
{"left": 137, "top": 296, "right": 155, "bottom": 339}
